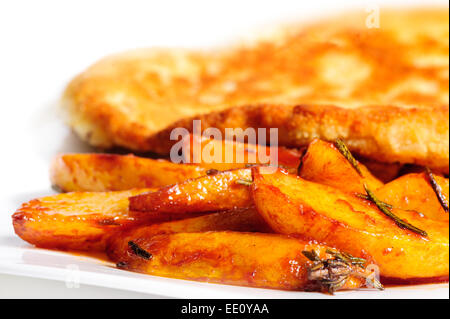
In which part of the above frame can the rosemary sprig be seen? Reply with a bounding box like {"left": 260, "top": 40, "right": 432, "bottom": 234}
{"left": 302, "top": 249, "right": 383, "bottom": 294}
{"left": 324, "top": 250, "right": 383, "bottom": 291}
{"left": 356, "top": 193, "right": 393, "bottom": 209}
{"left": 334, "top": 138, "right": 363, "bottom": 176}
{"left": 302, "top": 250, "right": 321, "bottom": 262}
{"left": 302, "top": 250, "right": 352, "bottom": 294}
{"left": 325, "top": 249, "right": 366, "bottom": 267}
{"left": 426, "top": 168, "right": 449, "bottom": 213}
{"left": 128, "top": 241, "right": 152, "bottom": 260}
{"left": 364, "top": 185, "right": 428, "bottom": 237}
{"left": 236, "top": 178, "right": 253, "bottom": 186}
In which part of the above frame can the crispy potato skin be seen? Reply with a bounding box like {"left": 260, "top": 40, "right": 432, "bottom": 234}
{"left": 299, "top": 139, "right": 384, "bottom": 193}
{"left": 50, "top": 154, "right": 208, "bottom": 192}
{"left": 107, "top": 208, "right": 272, "bottom": 261}
{"left": 251, "top": 167, "right": 449, "bottom": 281}
{"left": 376, "top": 173, "right": 449, "bottom": 222}
{"left": 184, "top": 134, "right": 301, "bottom": 172}
{"left": 12, "top": 189, "right": 201, "bottom": 251}
{"left": 63, "top": 10, "right": 449, "bottom": 172}
{"left": 129, "top": 168, "right": 253, "bottom": 214}
{"left": 114, "top": 231, "right": 365, "bottom": 291}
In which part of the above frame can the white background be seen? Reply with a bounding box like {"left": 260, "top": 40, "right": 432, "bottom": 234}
{"left": 0, "top": 0, "right": 448, "bottom": 298}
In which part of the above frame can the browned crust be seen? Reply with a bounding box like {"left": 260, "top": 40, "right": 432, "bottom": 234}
{"left": 149, "top": 104, "right": 449, "bottom": 173}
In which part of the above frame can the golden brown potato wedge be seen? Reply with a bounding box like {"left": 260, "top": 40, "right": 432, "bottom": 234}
{"left": 50, "top": 153, "right": 208, "bottom": 192}
{"left": 376, "top": 173, "right": 449, "bottom": 222}
{"left": 107, "top": 207, "right": 272, "bottom": 261}
{"left": 298, "top": 139, "right": 384, "bottom": 193}
{"left": 182, "top": 134, "right": 301, "bottom": 172}
{"left": 129, "top": 168, "right": 253, "bottom": 214}
{"left": 113, "top": 231, "right": 366, "bottom": 292}
{"left": 12, "top": 189, "right": 201, "bottom": 251}
{"left": 252, "top": 167, "right": 449, "bottom": 281}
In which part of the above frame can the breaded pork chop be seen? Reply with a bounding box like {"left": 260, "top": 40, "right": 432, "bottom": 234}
{"left": 62, "top": 9, "right": 449, "bottom": 172}
{"left": 151, "top": 104, "right": 449, "bottom": 173}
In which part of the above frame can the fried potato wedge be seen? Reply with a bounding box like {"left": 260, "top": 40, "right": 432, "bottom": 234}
{"left": 298, "top": 139, "right": 383, "bottom": 193}
{"left": 51, "top": 153, "right": 208, "bottom": 192}
{"left": 182, "top": 134, "right": 301, "bottom": 172}
{"left": 129, "top": 168, "right": 253, "bottom": 214}
{"left": 107, "top": 208, "right": 271, "bottom": 261}
{"left": 252, "top": 167, "right": 449, "bottom": 281}
{"left": 376, "top": 173, "right": 449, "bottom": 222}
{"left": 114, "top": 231, "right": 366, "bottom": 291}
{"left": 12, "top": 189, "right": 201, "bottom": 251}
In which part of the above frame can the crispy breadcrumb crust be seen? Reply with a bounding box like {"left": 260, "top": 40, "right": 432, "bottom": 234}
{"left": 148, "top": 104, "right": 449, "bottom": 173}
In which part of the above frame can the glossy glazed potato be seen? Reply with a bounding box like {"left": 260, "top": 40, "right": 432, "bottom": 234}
{"left": 376, "top": 173, "right": 449, "bottom": 222}
{"left": 107, "top": 208, "right": 271, "bottom": 261}
{"left": 129, "top": 168, "right": 253, "bottom": 214}
{"left": 252, "top": 167, "right": 449, "bottom": 281}
{"left": 12, "top": 189, "right": 201, "bottom": 251}
{"left": 50, "top": 153, "right": 208, "bottom": 192}
{"left": 114, "top": 231, "right": 366, "bottom": 291}
{"left": 298, "top": 139, "right": 384, "bottom": 193}
{"left": 182, "top": 134, "right": 301, "bottom": 172}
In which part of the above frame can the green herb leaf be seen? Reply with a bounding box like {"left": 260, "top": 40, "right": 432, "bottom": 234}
{"left": 364, "top": 185, "right": 428, "bottom": 237}
{"left": 302, "top": 250, "right": 321, "bottom": 262}
{"left": 426, "top": 168, "right": 449, "bottom": 213}
{"left": 326, "top": 249, "right": 366, "bottom": 266}
{"left": 356, "top": 193, "right": 393, "bottom": 209}
{"left": 334, "top": 138, "right": 363, "bottom": 176}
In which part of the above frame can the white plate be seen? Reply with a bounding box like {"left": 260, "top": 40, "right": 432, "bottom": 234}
{"left": 0, "top": 0, "right": 448, "bottom": 299}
